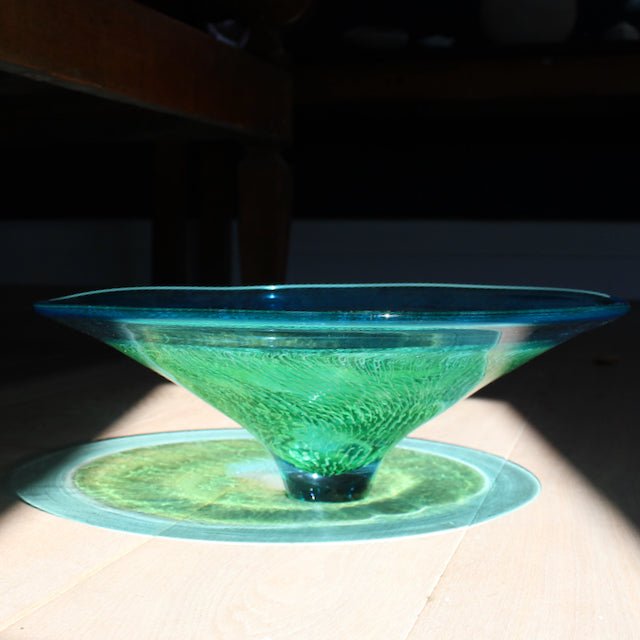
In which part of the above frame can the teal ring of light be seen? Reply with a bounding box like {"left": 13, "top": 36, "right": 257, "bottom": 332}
{"left": 9, "top": 430, "right": 540, "bottom": 544}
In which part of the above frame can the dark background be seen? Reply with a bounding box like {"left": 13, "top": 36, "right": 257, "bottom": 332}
{"left": 2, "top": 1, "right": 640, "bottom": 290}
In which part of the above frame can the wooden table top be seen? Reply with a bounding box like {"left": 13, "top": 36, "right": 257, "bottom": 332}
{"left": 1, "top": 306, "right": 639, "bottom": 639}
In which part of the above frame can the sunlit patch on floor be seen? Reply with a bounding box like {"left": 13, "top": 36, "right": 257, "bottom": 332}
{"left": 8, "top": 429, "right": 539, "bottom": 543}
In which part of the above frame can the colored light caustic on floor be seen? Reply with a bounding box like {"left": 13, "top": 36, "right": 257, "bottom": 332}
{"left": 9, "top": 430, "right": 539, "bottom": 543}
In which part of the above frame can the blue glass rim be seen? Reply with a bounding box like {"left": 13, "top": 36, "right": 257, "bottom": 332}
{"left": 34, "top": 283, "right": 629, "bottom": 327}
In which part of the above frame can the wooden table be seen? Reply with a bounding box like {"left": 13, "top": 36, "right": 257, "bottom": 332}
{"left": 1, "top": 306, "right": 639, "bottom": 638}
{"left": 0, "top": 0, "right": 300, "bottom": 285}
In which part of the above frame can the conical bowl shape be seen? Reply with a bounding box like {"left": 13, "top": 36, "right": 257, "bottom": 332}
{"left": 35, "top": 284, "right": 628, "bottom": 502}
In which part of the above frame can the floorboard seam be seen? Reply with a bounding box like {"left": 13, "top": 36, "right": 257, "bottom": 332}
{"left": 0, "top": 533, "right": 155, "bottom": 632}
{"left": 404, "top": 422, "right": 527, "bottom": 638}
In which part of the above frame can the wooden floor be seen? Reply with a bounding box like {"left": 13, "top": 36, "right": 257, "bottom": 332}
{"left": 1, "top": 293, "right": 640, "bottom": 639}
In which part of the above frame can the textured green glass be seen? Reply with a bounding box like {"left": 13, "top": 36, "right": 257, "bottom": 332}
{"left": 112, "top": 339, "right": 491, "bottom": 476}
{"left": 34, "top": 284, "right": 629, "bottom": 502}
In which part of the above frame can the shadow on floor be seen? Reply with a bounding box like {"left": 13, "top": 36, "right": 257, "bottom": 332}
{"left": 0, "top": 285, "right": 164, "bottom": 520}
{"left": 0, "top": 285, "right": 125, "bottom": 384}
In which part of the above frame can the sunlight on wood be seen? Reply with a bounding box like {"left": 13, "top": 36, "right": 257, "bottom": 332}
{"left": 2, "top": 371, "right": 640, "bottom": 638}
{"left": 96, "top": 380, "right": 241, "bottom": 440}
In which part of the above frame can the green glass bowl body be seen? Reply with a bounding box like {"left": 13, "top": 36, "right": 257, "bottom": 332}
{"left": 35, "top": 283, "right": 628, "bottom": 502}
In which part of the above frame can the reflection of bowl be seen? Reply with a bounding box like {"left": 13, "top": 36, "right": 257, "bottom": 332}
{"left": 35, "top": 284, "right": 628, "bottom": 502}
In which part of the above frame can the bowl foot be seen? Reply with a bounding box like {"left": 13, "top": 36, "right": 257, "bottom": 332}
{"left": 274, "top": 457, "right": 381, "bottom": 502}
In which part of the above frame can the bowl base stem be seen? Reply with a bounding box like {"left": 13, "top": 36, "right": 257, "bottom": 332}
{"left": 274, "top": 457, "right": 381, "bottom": 502}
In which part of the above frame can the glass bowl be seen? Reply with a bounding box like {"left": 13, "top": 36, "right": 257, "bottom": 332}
{"left": 35, "top": 283, "right": 628, "bottom": 502}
